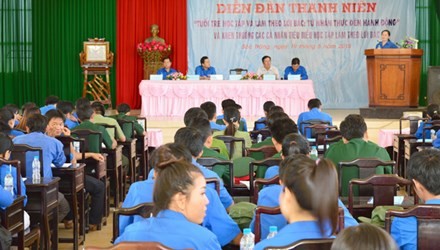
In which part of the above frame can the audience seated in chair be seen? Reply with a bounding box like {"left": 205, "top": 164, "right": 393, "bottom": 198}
{"left": 254, "top": 155, "right": 339, "bottom": 250}
{"left": 40, "top": 95, "right": 59, "bottom": 115}
{"left": 415, "top": 104, "right": 440, "bottom": 139}
{"left": 213, "top": 107, "right": 251, "bottom": 160}
{"left": 121, "top": 143, "right": 241, "bottom": 247}
{"left": 0, "top": 108, "right": 24, "bottom": 138}
{"left": 115, "top": 148, "right": 223, "bottom": 249}
{"left": 91, "top": 102, "right": 126, "bottom": 143}
{"left": 297, "top": 98, "right": 332, "bottom": 138}
{"left": 113, "top": 103, "right": 146, "bottom": 136}
{"left": 0, "top": 133, "right": 30, "bottom": 230}
{"left": 250, "top": 134, "right": 357, "bottom": 240}
{"left": 16, "top": 106, "right": 40, "bottom": 132}
{"left": 332, "top": 223, "right": 398, "bottom": 250}
{"left": 216, "top": 99, "right": 248, "bottom": 132}
{"left": 45, "top": 109, "right": 105, "bottom": 231}
{"left": 324, "top": 114, "right": 392, "bottom": 196}
{"left": 253, "top": 101, "right": 275, "bottom": 131}
{"left": 11, "top": 113, "right": 71, "bottom": 224}
{"left": 57, "top": 100, "right": 80, "bottom": 129}
{"left": 3, "top": 104, "right": 22, "bottom": 128}
{"left": 184, "top": 107, "right": 229, "bottom": 159}
{"left": 390, "top": 149, "right": 440, "bottom": 249}
{"left": 200, "top": 101, "right": 226, "bottom": 131}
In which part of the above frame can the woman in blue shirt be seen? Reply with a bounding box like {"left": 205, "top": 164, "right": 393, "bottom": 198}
{"left": 255, "top": 155, "right": 339, "bottom": 250}
{"left": 376, "top": 29, "right": 399, "bottom": 49}
{"left": 115, "top": 153, "right": 221, "bottom": 249}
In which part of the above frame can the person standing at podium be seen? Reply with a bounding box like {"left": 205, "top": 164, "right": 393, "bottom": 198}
{"left": 376, "top": 30, "right": 399, "bottom": 49}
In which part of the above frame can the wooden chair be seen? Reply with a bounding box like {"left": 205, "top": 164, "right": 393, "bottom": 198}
{"left": 214, "top": 135, "right": 246, "bottom": 160}
{"left": 385, "top": 205, "right": 440, "bottom": 250}
{"left": 135, "top": 117, "right": 148, "bottom": 180}
{"left": 10, "top": 144, "right": 44, "bottom": 178}
{"left": 323, "top": 135, "right": 342, "bottom": 155}
{"left": 205, "top": 177, "right": 220, "bottom": 195}
{"left": 253, "top": 176, "right": 279, "bottom": 204}
{"left": 196, "top": 157, "right": 234, "bottom": 190}
{"left": 0, "top": 159, "right": 40, "bottom": 250}
{"left": 229, "top": 68, "right": 248, "bottom": 75}
{"left": 315, "top": 129, "right": 341, "bottom": 155}
{"left": 254, "top": 206, "right": 281, "bottom": 243}
{"left": 399, "top": 116, "right": 426, "bottom": 134}
{"left": 249, "top": 129, "right": 272, "bottom": 143}
{"left": 348, "top": 174, "right": 418, "bottom": 215}
{"left": 264, "top": 239, "right": 334, "bottom": 250}
{"left": 112, "top": 202, "right": 154, "bottom": 243}
{"left": 338, "top": 158, "right": 396, "bottom": 197}
{"left": 299, "top": 119, "right": 331, "bottom": 137}
{"left": 422, "top": 121, "right": 440, "bottom": 145}
{"left": 247, "top": 145, "right": 277, "bottom": 160}
{"left": 117, "top": 119, "right": 139, "bottom": 184}
{"left": 304, "top": 124, "right": 338, "bottom": 152}
{"left": 86, "top": 241, "right": 171, "bottom": 250}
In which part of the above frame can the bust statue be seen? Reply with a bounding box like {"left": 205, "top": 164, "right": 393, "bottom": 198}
{"left": 144, "top": 24, "right": 165, "bottom": 44}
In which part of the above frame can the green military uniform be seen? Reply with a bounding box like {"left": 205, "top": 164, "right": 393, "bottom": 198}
{"left": 202, "top": 146, "right": 230, "bottom": 185}
{"left": 249, "top": 137, "right": 274, "bottom": 161}
{"left": 324, "top": 138, "right": 392, "bottom": 196}
{"left": 111, "top": 113, "right": 145, "bottom": 136}
{"left": 93, "top": 114, "right": 125, "bottom": 141}
{"left": 72, "top": 120, "right": 113, "bottom": 152}
{"left": 213, "top": 130, "right": 252, "bottom": 160}
{"left": 211, "top": 138, "right": 229, "bottom": 159}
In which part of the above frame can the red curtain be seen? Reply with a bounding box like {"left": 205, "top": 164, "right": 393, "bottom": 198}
{"left": 116, "top": 0, "right": 188, "bottom": 108}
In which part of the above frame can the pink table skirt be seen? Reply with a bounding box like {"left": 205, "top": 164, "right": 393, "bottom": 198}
{"left": 139, "top": 80, "right": 316, "bottom": 117}
{"left": 147, "top": 128, "right": 163, "bottom": 148}
{"left": 378, "top": 128, "right": 410, "bottom": 148}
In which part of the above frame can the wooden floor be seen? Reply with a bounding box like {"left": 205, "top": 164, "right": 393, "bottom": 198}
{"left": 62, "top": 108, "right": 417, "bottom": 249}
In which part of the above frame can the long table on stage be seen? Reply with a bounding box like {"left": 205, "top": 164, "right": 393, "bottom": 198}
{"left": 139, "top": 80, "right": 316, "bottom": 117}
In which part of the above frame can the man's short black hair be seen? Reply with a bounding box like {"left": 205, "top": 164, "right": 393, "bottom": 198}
{"left": 57, "top": 101, "right": 75, "bottom": 115}
{"left": 291, "top": 57, "right": 300, "bottom": 65}
{"left": 0, "top": 133, "right": 13, "bottom": 155}
{"left": 45, "top": 109, "right": 66, "bottom": 122}
{"left": 267, "top": 111, "right": 289, "bottom": 129}
{"left": 200, "top": 56, "right": 209, "bottom": 65}
{"left": 262, "top": 55, "right": 271, "bottom": 63}
{"left": 221, "top": 99, "right": 241, "bottom": 110}
{"left": 26, "top": 114, "right": 48, "bottom": 133}
{"left": 200, "top": 101, "right": 217, "bottom": 120}
{"left": 268, "top": 106, "right": 285, "bottom": 117}
{"left": 263, "top": 101, "right": 275, "bottom": 112}
{"left": 91, "top": 102, "right": 105, "bottom": 116}
{"left": 188, "top": 118, "right": 211, "bottom": 143}
{"left": 407, "top": 149, "right": 440, "bottom": 195}
{"left": 117, "top": 103, "right": 131, "bottom": 114}
{"left": 75, "top": 97, "right": 90, "bottom": 109}
{"left": 183, "top": 107, "right": 208, "bottom": 126}
{"left": 307, "top": 98, "right": 322, "bottom": 109}
{"left": 163, "top": 57, "right": 172, "bottom": 63}
{"left": 269, "top": 116, "right": 298, "bottom": 143}
{"left": 76, "top": 105, "right": 94, "bottom": 121}
{"left": 174, "top": 127, "right": 204, "bottom": 157}
{"left": 45, "top": 95, "right": 59, "bottom": 105}
{"left": 340, "top": 114, "right": 367, "bottom": 140}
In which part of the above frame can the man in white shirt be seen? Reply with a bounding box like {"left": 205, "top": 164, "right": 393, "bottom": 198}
{"left": 256, "top": 55, "right": 280, "bottom": 79}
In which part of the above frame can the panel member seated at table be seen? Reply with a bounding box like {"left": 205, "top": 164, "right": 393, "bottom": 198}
{"left": 195, "top": 56, "right": 216, "bottom": 80}
{"left": 156, "top": 57, "right": 177, "bottom": 80}
{"left": 283, "top": 57, "right": 308, "bottom": 80}
{"left": 297, "top": 98, "right": 332, "bottom": 138}
{"left": 257, "top": 55, "right": 280, "bottom": 80}
{"left": 375, "top": 29, "right": 399, "bottom": 49}
{"left": 391, "top": 149, "right": 440, "bottom": 250}
{"left": 200, "top": 101, "right": 226, "bottom": 131}
{"left": 415, "top": 103, "right": 440, "bottom": 139}
{"left": 324, "top": 114, "right": 392, "bottom": 196}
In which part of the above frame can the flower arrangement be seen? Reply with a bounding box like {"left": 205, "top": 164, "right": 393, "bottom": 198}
{"left": 241, "top": 72, "right": 262, "bottom": 80}
{"left": 137, "top": 41, "right": 172, "bottom": 62}
{"left": 397, "top": 36, "right": 419, "bottom": 49}
{"left": 166, "top": 72, "right": 187, "bottom": 80}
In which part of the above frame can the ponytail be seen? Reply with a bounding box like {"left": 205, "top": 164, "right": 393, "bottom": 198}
{"left": 281, "top": 133, "right": 310, "bottom": 157}
{"left": 223, "top": 106, "right": 240, "bottom": 136}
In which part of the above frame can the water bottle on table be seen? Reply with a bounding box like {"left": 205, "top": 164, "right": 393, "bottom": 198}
{"left": 32, "top": 156, "right": 41, "bottom": 183}
{"left": 240, "top": 228, "right": 255, "bottom": 250}
{"left": 4, "top": 165, "right": 14, "bottom": 196}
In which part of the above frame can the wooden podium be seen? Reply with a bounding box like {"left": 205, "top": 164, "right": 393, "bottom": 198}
{"left": 365, "top": 49, "right": 423, "bottom": 107}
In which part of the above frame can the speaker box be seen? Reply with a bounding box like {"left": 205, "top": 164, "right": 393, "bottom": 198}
{"left": 427, "top": 66, "right": 440, "bottom": 105}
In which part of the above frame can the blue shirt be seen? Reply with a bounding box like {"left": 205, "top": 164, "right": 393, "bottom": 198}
{"left": 391, "top": 199, "right": 440, "bottom": 250}
{"left": 40, "top": 104, "right": 56, "bottom": 115}
{"left": 255, "top": 221, "right": 332, "bottom": 250}
{"left": 284, "top": 65, "right": 308, "bottom": 80}
{"left": 9, "top": 129, "right": 25, "bottom": 137}
{"left": 12, "top": 132, "right": 66, "bottom": 178}
{"left": 195, "top": 65, "right": 216, "bottom": 77}
{"left": 415, "top": 121, "right": 431, "bottom": 140}
{"left": 157, "top": 67, "right": 177, "bottom": 80}
{"left": 115, "top": 209, "right": 221, "bottom": 249}
{"left": 65, "top": 119, "right": 79, "bottom": 130}
{"left": 0, "top": 164, "right": 27, "bottom": 206}
{"left": 119, "top": 179, "right": 239, "bottom": 246}
{"left": 297, "top": 108, "right": 333, "bottom": 138}
{"left": 264, "top": 165, "right": 279, "bottom": 179}
{"left": 210, "top": 121, "right": 226, "bottom": 131}
{"left": 376, "top": 40, "right": 399, "bottom": 49}
{"left": 254, "top": 117, "right": 267, "bottom": 131}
